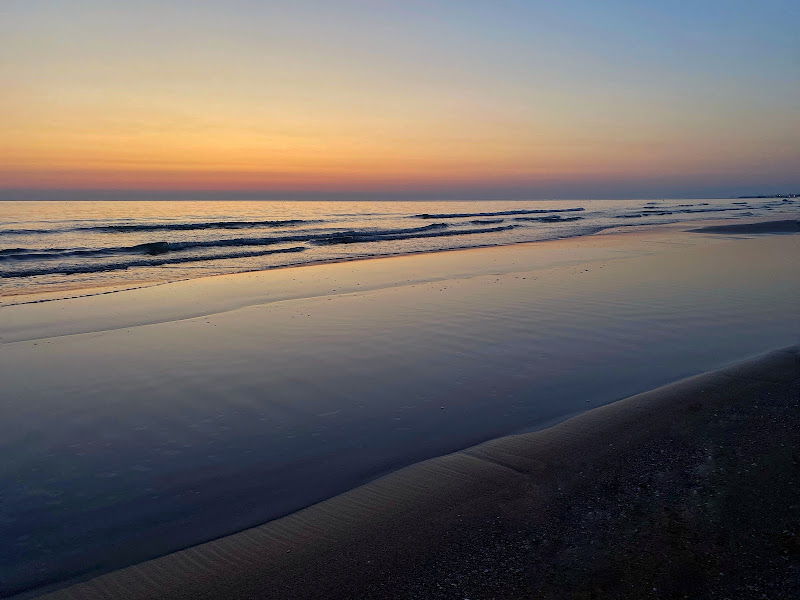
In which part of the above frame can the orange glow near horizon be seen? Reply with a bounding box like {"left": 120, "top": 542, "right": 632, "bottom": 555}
{"left": 1, "top": 2, "right": 798, "bottom": 198}
{"left": 2, "top": 95, "right": 791, "bottom": 192}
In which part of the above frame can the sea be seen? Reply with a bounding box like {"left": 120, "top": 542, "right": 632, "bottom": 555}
{"left": 2, "top": 197, "right": 796, "bottom": 301}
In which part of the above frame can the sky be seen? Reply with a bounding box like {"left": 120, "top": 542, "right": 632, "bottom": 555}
{"left": 1, "top": 0, "right": 798, "bottom": 200}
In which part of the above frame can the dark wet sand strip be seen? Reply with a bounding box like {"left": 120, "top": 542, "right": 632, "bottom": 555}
{"left": 36, "top": 346, "right": 800, "bottom": 600}
{"left": 690, "top": 219, "right": 800, "bottom": 234}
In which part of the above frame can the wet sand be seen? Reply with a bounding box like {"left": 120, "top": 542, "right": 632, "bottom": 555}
{"left": 4, "top": 218, "right": 798, "bottom": 598}
{"left": 36, "top": 346, "right": 800, "bottom": 600}
{"left": 690, "top": 219, "right": 800, "bottom": 234}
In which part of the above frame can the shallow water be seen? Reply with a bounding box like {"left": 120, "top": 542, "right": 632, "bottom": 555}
{"left": 0, "top": 230, "right": 798, "bottom": 596}
{"left": 2, "top": 197, "right": 796, "bottom": 300}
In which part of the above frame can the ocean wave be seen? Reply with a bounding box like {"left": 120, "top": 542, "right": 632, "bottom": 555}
{"left": 84, "top": 219, "right": 312, "bottom": 232}
{"left": 1, "top": 246, "right": 307, "bottom": 278}
{"left": 0, "top": 223, "right": 451, "bottom": 262}
{"left": 512, "top": 215, "right": 583, "bottom": 223}
{"left": 412, "top": 207, "right": 584, "bottom": 219}
{"left": 618, "top": 206, "right": 751, "bottom": 219}
{"left": 0, "top": 219, "right": 312, "bottom": 235}
{"left": 310, "top": 224, "right": 515, "bottom": 245}
{"left": 1, "top": 224, "right": 516, "bottom": 277}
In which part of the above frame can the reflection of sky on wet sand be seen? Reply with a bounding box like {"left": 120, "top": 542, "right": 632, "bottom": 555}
{"left": 1, "top": 231, "right": 798, "bottom": 595}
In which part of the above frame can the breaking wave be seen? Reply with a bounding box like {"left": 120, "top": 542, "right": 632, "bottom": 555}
{"left": 412, "top": 207, "right": 585, "bottom": 219}
{"left": 2, "top": 246, "right": 308, "bottom": 278}
{"left": 1, "top": 223, "right": 451, "bottom": 262}
{"left": 1, "top": 219, "right": 313, "bottom": 235}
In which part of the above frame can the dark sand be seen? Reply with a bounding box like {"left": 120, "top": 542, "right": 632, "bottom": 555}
{"left": 690, "top": 219, "right": 800, "bottom": 234}
{"left": 36, "top": 346, "right": 800, "bottom": 600}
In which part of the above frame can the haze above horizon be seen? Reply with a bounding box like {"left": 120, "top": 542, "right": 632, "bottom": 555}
{"left": 2, "top": 1, "right": 798, "bottom": 201}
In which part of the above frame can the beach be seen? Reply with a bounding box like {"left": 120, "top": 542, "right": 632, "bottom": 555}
{"left": 1, "top": 217, "right": 798, "bottom": 598}
{"left": 35, "top": 345, "right": 800, "bottom": 600}
{"left": 5, "top": 1, "right": 800, "bottom": 596}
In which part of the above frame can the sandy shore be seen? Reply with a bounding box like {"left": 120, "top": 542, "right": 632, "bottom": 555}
{"left": 34, "top": 346, "right": 800, "bottom": 600}
{"left": 3, "top": 218, "right": 798, "bottom": 598}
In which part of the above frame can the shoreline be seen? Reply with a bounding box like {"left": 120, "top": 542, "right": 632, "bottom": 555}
{"left": 30, "top": 346, "right": 800, "bottom": 600}
{"left": 0, "top": 221, "right": 666, "bottom": 306}
{"left": 3, "top": 216, "right": 795, "bottom": 344}
{"left": 3, "top": 215, "right": 795, "bottom": 308}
